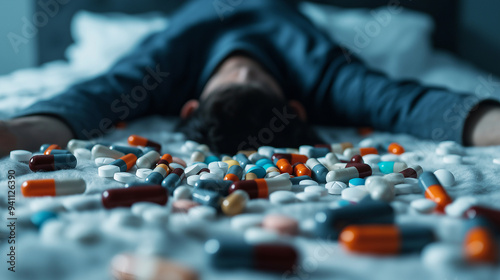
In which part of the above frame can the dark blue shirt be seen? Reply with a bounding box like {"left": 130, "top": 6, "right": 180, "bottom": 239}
{"left": 17, "top": 0, "right": 486, "bottom": 143}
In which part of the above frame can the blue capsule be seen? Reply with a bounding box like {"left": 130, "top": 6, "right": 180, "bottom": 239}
{"left": 205, "top": 155, "right": 219, "bottom": 164}
{"left": 194, "top": 180, "right": 233, "bottom": 196}
{"left": 31, "top": 211, "right": 57, "bottom": 228}
{"left": 109, "top": 145, "right": 143, "bottom": 157}
{"left": 234, "top": 154, "right": 251, "bottom": 169}
{"left": 192, "top": 188, "right": 223, "bottom": 208}
{"left": 290, "top": 175, "right": 313, "bottom": 185}
{"left": 246, "top": 166, "right": 266, "bottom": 179}
{"left": 161, "top": 168, "right": 185, "bottom": 195}
{"left": 255, "top": 158, "right": 273, "bottom": 167}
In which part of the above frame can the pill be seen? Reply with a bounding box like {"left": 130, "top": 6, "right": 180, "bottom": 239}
{"left": 329, "top": 142, "right": 353, "bottom": 154}
{"left": 295, "top": 191, "right": 320, "bottom": 202}
{"left": 109, "top": 153, "right": 138, "bottom": 173}
{"left": 95, "top": 157, "right": 115, "bottom": 167}
{"left": 262, "top": 214, "right": 299, "bottom": 235}
{"left": 31, "top": 210, "right": 58, "bottom": 228}
{"left": 233, "top": 153, "right": 250, "bottom": 169}
{"left": 340, "top": 225, "right": 434, "bottom": 254}
{"left": 305, "top": 158, "right": 328, "bottom": 183}
{"left": 136, "top": 150, "right": 161, "bottom": 169}
{"left": 187, "top": 175, "right": 200, "bottom": 186}
{"left": 155, "top": 154, "right": 173, "bottom": 167}
{"left": 444, "top": 196, "right": 478, "bottom": 217}
{"left": 290, "top": 175, "right": 314, "bottom": 185}
{"left": 244, "top": 227, "right": 281, "bottom": 244}
{"left": 128, "top": 134, "right": 161, "bottom": 152}
{"left": 185, "top": 164, "right": 203, "bottom": 177}
{"left": 10, "top": 150, "right": 32, "bottom": 162}
{"left": 172, "top": 186, "right": 192, "bottom": 201}
{"left": 377, "top": 161, "right": 408, "bottom": 174}
{"left": 436, "top": 141, "right": 464, "bottom": 155}
{"left": 188, "top": 205, "right": 217, "bottom": 220}
{"left": 269, "top": 190, "right": 296, "bottom": 204}
{"left": 192, "top": 188, "right": 223, "bottom": 208}
{"left": 231, "top": 214, "right": 263, "bottom": 231}
{"left": 145, "top": 164, "right": 170, "bottom": 185}
{"left": 135, "top": 168, "right": 153, "bottom": 179}
{"left": 109, "top": 145, "right": 144, "bottom": 157}
{"left": 223, "top": 165, "right": 243, "bottom": 181}
{"left": 299, "top": 179, "right": 318, "bottom": 186}
{"left": 21, "top": 178, "right": 86, "bottom": 197}
{"left": 411, "top": 199, "right": 437, "bottom": 213}
{"left": 161, "top": 168, "right": 185, "bottom": 195}
{"left": 205, "top": 238, "right": 298, "bottom": 271}
{"left": 99, "top": 165, "right": 121, "bottom": 178}
{"left": 433, "top": 169, "right": 455, "bottom": 187}
{"left": 399, "top": 165, "right": 423, "bottom": 178}
{"left": 101, "top": 186, "right": 168, "bottom": 209}
{"left": 271, "top": 153, "right": 308, "bottom": 164}
{"left": 418, "top": 172, "right": 453, "bottom": 212}
{"left": 349, "top": 155, "right": 363, "bottom": 164}
{"left": 142, "top": 207, "right": 170, "bottom": 224}
{"left": 91, "top": 144, "right": 124, "bottom": 160}
{"left": 442, "top": 154, "right": 463, "bottom": 164}
{"left": 382, "top": 173, "right": 405, "bottom": 185}
{"left": 387, "top": 142, "right": 405, "bottom": 155}
{"left": 314, "top": 201, "right": 394, "bottom": 239}
{"left": 221, "top": 190, "right": 249, "bottom": 216}
{"left": 380, "top": 154, "right": 400, "bottom": 162}
{"left": 204, "top": 155, "right": 219, "bottom": 164}
{"left": 229, "top": 176, "right": 292, "bottom": 199}
{"left": 326, "top": 163, "right": 372, "bottom": 183}
{"left": 362, "top": 154, "right": 380, "bottom": 165}
{"left": 223, "top": 159, "right": 240, "bottom": 169}
{"left": 344, "top": 147, "right": 378, "bottom": 158}
{"left": 325, "top": 152, "right": 340, "bottom": 166}
{"left": 304, "top": 146, "right": 330, "bottom": 158}
{"left": 304, "top": 185, "right": 327, "bottom": 196}
{"left": 246, "top": 165, "right": 266, "bottom": 179}
{"left": 172, "top": 199, "right": 200, "bottom": 213}
{"left": 275, "top": 158, "right": 293, "bottom": 175}
{"left": 29, "top": 154, "right": 77, "bottom": 172}
{"left": 114, "top": 172, "right": 137, "bottom": 184}
{"left": 194, "top": 180, "right": 232, "bottom": 196}
{"left": 394, "top": 183, "right": 414, "bottom": 195}
{"left": 110, "top": 253, "right": 198, "bottom": 280}
{"left": 365, "top": 176, "right": 394, "bottom": 202}
{"left": 42, "top": 144, "right": 62, "bottom": 155}
{"left": 265, "top": 171, "right": 280, "bottom": 178}
{"left": 326, "top": 181, "right": 347, "bottom": 195}
{"left": 67, "top": 139, "right": 95, "bottom": 152}
{"left": 463, "top": 218, "right": 498, "bottom": 264}
{"left": 209, "top": 161, "right": 228, "bottom": 174}
{"left": 349, "top": 178, "right": 365, "bottom": 187}
{"left": 341, "top": 187, "right": 369, "bottom": 202}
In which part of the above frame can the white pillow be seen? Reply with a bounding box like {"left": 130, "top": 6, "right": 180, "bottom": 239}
{"left": 66, "top": 11, "right": 169, "bottom": 73}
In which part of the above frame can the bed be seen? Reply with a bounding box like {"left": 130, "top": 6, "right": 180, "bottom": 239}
{"left": 1, "top": 1, "right": 500, "bottom": 279}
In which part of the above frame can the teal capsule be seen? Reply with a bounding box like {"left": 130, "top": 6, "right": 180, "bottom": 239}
{"left": 378, "top": 161, "right": 408, "bottom": 174}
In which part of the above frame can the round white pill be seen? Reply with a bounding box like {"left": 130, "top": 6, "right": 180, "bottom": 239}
{"left": 326, "top": 181, "right": 347, "bottom": 195}
{"left": 304, "top": 185, "right": 327, "bottom": 196}
{"left": 98, "top": 165, "right": 120, "bottom": 178}
{"left": 433, "top": 169, "right": 455, "bottom": 187}
{"left": 173, "top": 186, "right": 192, "bottom": 201}
{"left": 231, "top": 214, "right": 263, "bottom": 231}
{"left": 10, "top": 150, "right": 32, "bottom": 162}
{"left": 299, "top": 179, "right": 319, "bottom": 186}
{"left": 136, "top": 168, "right": 153, "bottom": 179}
{"left": 411, "top": 199, "right": 437, "bottom": 213}
{"left": 295, "top": 191, "right": 320, "bottom": 202}
{"left": 184, "top": 164, "right": 203, "bottom": 177}
{"left": 442, "top": 154, "right": 462, "bottom": 164}
{"left": 187, "top": 175, "right": 200, "bottom": 186}
{"left": 394, "top": 183, "right": 414, "bottom": 195}
{"left": 95, "top": 157, "right": 115, "bottom": 167}
{"left": 341, "top": 187, "right": 368, "bottom": 202}
{"left": 188, "top": 205, "right": 217, "bottom": 220}
{"left": 74, "top": 148, "right": 91, "bottom": 160}
{"left": 269, "top": 191, "right": 296, "bottom": 204}
{"left": 114, "top": 172, "right": 136, "bottom": 184}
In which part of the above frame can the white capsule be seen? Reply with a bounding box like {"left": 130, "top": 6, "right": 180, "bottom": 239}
{"left": 258, "top": 146, "right": 275, "bottom": 158}
{"left": 380, "top": 154, "right": 401, "bottom": 162}
{"left": 91, "top": 144, "right": 124, "bottom": 160}
{"left": 190, "top": 150, "right": 206, "bottom": 163}
{"left": 200, "top": 173, "right": 222, "bottom": 180}
{"left": 433, "top": 169, "right": 455, "bottom": 187}
{"left": 362, "top": 154, "right": 381, "bottom": 165}
{"left": 67, "top": 139, "right": 93, "bottom": 153}
{"left": 394, "top": 183, "right": 414, "bottom": 195}
{"left": 265, "top": 175, "right": 292, "bottom": 192}
{"left": 326, "top": 168, "right": 359, "bottom": 183}
{"left": 383, "top": 173, "right": 405, "bottom": 185}
{"left": 10, "top": 150, "right": 32, "bottom": 162}
{"left": 74, "top": 148, "right": 91, "bottom": 160}
{"left": 136, "top": 150, "right": 161, "bottom": 169}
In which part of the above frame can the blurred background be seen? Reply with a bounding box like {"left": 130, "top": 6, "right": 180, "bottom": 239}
{"left": 0, "top": 0, "right": 499, "bottom": 76}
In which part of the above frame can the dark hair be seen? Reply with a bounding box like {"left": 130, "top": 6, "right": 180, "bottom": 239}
{"left": 177, "top": 84, "right": 323, "bottom": 154}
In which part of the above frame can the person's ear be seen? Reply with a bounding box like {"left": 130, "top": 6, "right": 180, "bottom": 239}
{"left": 288, "top": 100, "right": 307, "bottom": 121}
{"left": 180, "top": 100, "right": 199, "bottom": 119}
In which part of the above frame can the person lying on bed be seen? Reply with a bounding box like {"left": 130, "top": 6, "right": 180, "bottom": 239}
{"left": 1, "top": 0, "right": 500, "bottom": 157}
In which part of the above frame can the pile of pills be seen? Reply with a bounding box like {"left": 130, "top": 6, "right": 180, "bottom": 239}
{"left": 8, "top": 135, "right": 500, "bottom": 279}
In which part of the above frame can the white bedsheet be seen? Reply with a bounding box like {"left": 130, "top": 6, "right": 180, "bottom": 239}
{"left": 1, "top": 4, "right": 500, "bottom": 280}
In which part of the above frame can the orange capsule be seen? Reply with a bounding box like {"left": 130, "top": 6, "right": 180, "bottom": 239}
{"left": 387, "top": 142, "right": 405, "bottom": 155}
{"left": 21, "top": 178, "right": 86, "bottom": 197}
{"left": 127, "top": 134, "right": 161, "bottom": 151}
{"left": 464, "top": 219, "right": 498, "bottom": 264}
{"left": 276, "top": 158, "right": 293, "bottom": 175}
{"left": 418, "top": 172, "right": 452, "bottom": 213}
{"left": 293, "top": 163, "right": 311, "bottom": 177}
{"left": 156, "top": 153, "right": 173, "bottom": 166}
{"left": 344, "top": 147, "right": 378, "bottom": 158}
{"left": 43, "top": 144, "right": 62, "bottom": 155}
{"left": 271, "top": 153, "right": 308, "bottom": 165}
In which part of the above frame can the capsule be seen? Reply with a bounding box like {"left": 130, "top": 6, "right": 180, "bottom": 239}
{"left": 67, "top": 139, "right": 95, "bottom": 153}
{"left": 156, "top": 154, "right": 173, "bottom": 166}
{"left": 303, "top": 146, "right": 329, "bottom": 158}
{"left": 205, "top": 238, "right": 298, "bottom": 272}
{"left": 271, "top": 153, "right": 308, "bottom": 165}
{"left": 330, "top": 142, "right": 354, "bottom": 154}
{"left": 344, "top": 147, "right": 378, "bottom": 158}
{"left": 234, "top": 153, "right": 250, "bottom": 169}
{"left": 465, "top": 206, "right": 500, "bottom": 233}
{"left": 276, "top": 158, "right": 293, "bottom": 175}
{"left": 40, "top": 144, "right": 61, "bottom": 154}
{"left": 21, "top": 178, "right": 86, "bottom": 197}
{"left": 102, "top": 185, "right": 167, "bottom": 209}
{"left": 161, "top": 168, "right": 185, "bottom": 195}
{"left": 191, "top": 150, "right": 206, "bottom": 163}
{"left": 290, "top": 175, "right": 313, "bottom": 185}
{"left": 31, "top": 211, "right": 57, "bottom": 228}
{"left": 145, "top": 164, "right": 170, "bottom": 185}
{"left": 326, "top": 163, "right": 372, "bottom": 183}
{"left": 365, "top": 176, "right": 394, "bottom": 202}
{"left": 221, "top": 190, "right": 249, "bottom": 216}
{"left": 378, "top": 161, "right": 408, "bottom": 174}
{"left": 246, "top": 166, "right": 266, "bottom": 179}
{"left": 45, "top": 149, "right": 72, "bottom": 155}
{"left": 340, "top": 225, "right": 434, "bottom": 254}
{"left": 109, "top": 153, "right": 137, "bottom": 172}
{"left": 109, "top": 145, "right": 143, "bottom": 157}
{"left": 314, "top": 201, "right": 394, "bottom": 239}
{"left": 387, "top": 142, "right": 405, "bottom": 155}
{"left": 192, "top": 188, "right": 223, "bottom": 208}
{"left": 399, "top": 165, "right": 423, "bottom": 178}
{"left": 229, "top": 176, "right": 292, "bottom": 199}
{"left": 350, "top": 155, "right": 364, "bottom": 163}
{"left": 136, "top": 150, "right": 161, "bottom": 169}
{"left": 463, "top": 218, "right": 498, "bottom": 264}
{"left": 204, "top": 155, "right": 219, "bottom": 164}
{"left": 29, "top": 154, "right": 77, "bottom": 172}
{"left": 223, "top": 159, "right": 240, "bottom": 168}
{"left": 223, "top": 165, "right": 243, "bottom": 181}
{"left": 305, "top": 158, "right": 328, "bottom": 183}
{"left": 293, "top": 163, "right": 311, "bottom": 177}
{"left": 194, "top": 180, "right": 233, "bottom": 196}
{"left": 418, "top": 172, "right": 452, "bottom": 212}
{"left": 91, "top": 144, "right": 124, "bottom": 159}
{"left": 128, "top": 134, "right": 161, "bottom": 152}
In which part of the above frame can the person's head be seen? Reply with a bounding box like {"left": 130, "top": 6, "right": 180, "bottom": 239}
{"left": 177, "top": 55, "right": 322, "bottom": 154}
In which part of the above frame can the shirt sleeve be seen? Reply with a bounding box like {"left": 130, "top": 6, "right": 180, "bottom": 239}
{"left": 312, "top": 53, "right": 500, "bottom": 144}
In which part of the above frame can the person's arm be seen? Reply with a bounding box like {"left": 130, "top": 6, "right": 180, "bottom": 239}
{"left": 311, "top": 52, "right": 500, "bottom": 146}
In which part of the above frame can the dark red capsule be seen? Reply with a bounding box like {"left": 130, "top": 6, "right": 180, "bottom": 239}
{"left": 345, "top": 163, "right": 372, "bottom": 178}
{"left": 101, "top": 186, "right": 167, "bottom": 209}
{"left": 350, "top": 155, "right": 364, "bottom": 163}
